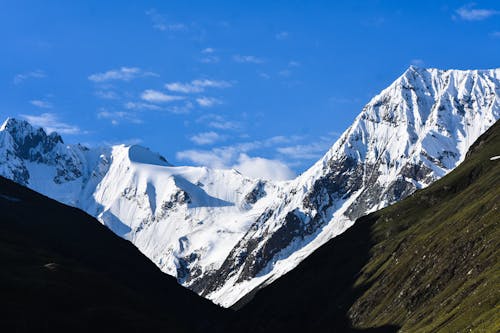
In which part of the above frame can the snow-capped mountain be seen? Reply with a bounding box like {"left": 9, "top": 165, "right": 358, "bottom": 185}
{"left": 0, "top": 67, "right": 498, "bottom": 307}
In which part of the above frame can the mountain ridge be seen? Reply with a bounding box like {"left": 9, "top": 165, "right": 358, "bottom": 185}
{"left": 0, "top": 66, "right": 498, "bottom": 306}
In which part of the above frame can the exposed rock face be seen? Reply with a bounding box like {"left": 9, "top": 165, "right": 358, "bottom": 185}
{"left": 0, "top": 67, "right": 498, "bottom": 308}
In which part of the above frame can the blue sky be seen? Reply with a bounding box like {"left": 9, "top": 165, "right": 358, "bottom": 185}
{"left": 1, "top": 1, "right": 499, "bottom": 180}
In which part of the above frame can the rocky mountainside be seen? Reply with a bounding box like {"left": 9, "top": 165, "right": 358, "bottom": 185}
{"left": 228, "top": 119, "right": 500, "bottom": 333}
{"left": 0, "top": 67, "right": 498, "bottom": 306}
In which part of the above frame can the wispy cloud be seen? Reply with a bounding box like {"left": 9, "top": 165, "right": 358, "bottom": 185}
{"left": 196, "top": 97, "right": 222, "bottom": 107}
{"left": 196, "top": 114, "right": 240, "bottom": 130}
{"left": 275, "top": 31, "right": 289, "bottom": 40}
{"left": 233, "top": 55, "right": 265, "bottom": 64}
{"left": 140, "top": 90, "right": 185, "bottom": 103}
{"left": 276, "top": 133, "right": 338, "bottom": 161}
{"left": 259, "top": 72, "right": 271, "bottom": 80}
{"left": 177, "top": 135, "right": 301, "bottom": 173}
{"left": 455, "top": 4, "right": 499, "bottom": 21}
{"left": 146, "top": 9, "right": 187, "bottom": 32}
{"left": 124, "top": 102, "right": 162, "bottom": 110}
{"left": 165, "top": 79, "right": 232, "bottom": 93}
{"left": 277, "top": 142, "right": 330, "bottom": 160}
{"left": 88, "top": 67, "right": 157, "bottom": 82}
{"left": 176, "top": 147, "right": 294, "bottom": 180}
{"left": 13, "top": 70, "right": 46, "bottom": 85}
{"left": 21, "top": 113, "right": 82, "bottom": 135}
{"left": 199, "top": 48, "right": 220, "bottom": 63}
{"left": 95, "top": 90, "right": 119, "bottom": 100}
{"left": 490, "top": 31, "right": 500, "bottom": 38}
{"left": 167, "top": 101, "right": 194, "bottom": 114}
{"left": 200, "top": 56, "right": 220, "bottom": 64}
{"left": 234, "top": 154, "right": 295, "bottom": 181}
{"left": 30, "top": 100, "right": 53, "bottom": 109}
{"left": 190, "top": 131, "right": 224, "bottom": 145}
{"left": 97, "top": 109, "right": 143, "bottom": 125}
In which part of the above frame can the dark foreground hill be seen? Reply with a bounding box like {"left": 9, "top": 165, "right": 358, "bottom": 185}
{"left": 231, "top": 120, "right": 499, "bottom": 332}
{"left": 0, "top": 176, "right": 228, "bottom": 333}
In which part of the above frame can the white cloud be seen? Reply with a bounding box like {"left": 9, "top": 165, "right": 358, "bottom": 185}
{"left": 455, "top": 5, "right": 499, "bottom": 21}
{"left": 124, "top": 102, "right": 162, "bottom": 110}
{"left": 233, "top": 154, "right": 295, "bottom": 180}
{"left": 196, "top": 97, "right": 222, "bottom": 107}
{"left": 277, "top": 142, "right": 330, "bottom": 160}
{"left": 141, "top": 89, "right": 185, "bottom": 103}
{"left": 202, "top": 47, "right": 215, "bottom": 54}
{"left": 176, "top": 147, "right": 294, "bottom": 180}
{"left": 165, "top": 79, "right": 232, "bottom": 93}
{"left": 146, "top": 9, "right": 187, "bottom": 31}
{"left": 176, "top": 135, "right": 302, "bottom": 180}
{"left": 200, "top": 55, "right": 220, "bottom": 64}
{"left": 288, "top": 61, "right": 301, "bottom": 67}
{"left": 167, "top": 101, "right": 194, "bottom": 114}
{"left": 88, "top": 67, "right": 157, "bottom": 82}
{"left": 233, "top": 55, "right": 265, "bottom": 64}
{"left": 275, "top": 31, "right": 289, "bottom": 40}
{"left": 30, "top": 100, "right": 52, "bottom": 109}
{"left": 259, "top": 72, "right": 271, "bottom": 80}
{"left": 190, "top": 131, "right": 223, "bottom": 145}
{"left": 277, "top": 133, "right": 337, "bottom": 161}
{"left": 490, "top": 31, "right": 500, "bottom": 38}
{"left": 20, "top": 113, "right": 82, "bottom": 135}
{"left": 176, "top": 148, "right": 232, "bottom": 169}
{"left": 13, "top": 70, "right": 46, "bottom": 84}
{"left": 196, "top": 114, "right": 240, "bottom": 130}
{"left": 97, "top": 109, "right": 143, "bottom": 125}
{"left": 95, "top": 90, "right": 119, "bottom": 99}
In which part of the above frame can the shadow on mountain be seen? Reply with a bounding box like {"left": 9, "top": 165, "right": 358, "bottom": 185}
{"left": 228, "top": 211, "right": 399, "bottom": 333}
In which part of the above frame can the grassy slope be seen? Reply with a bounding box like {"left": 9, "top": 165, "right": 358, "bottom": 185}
{"left": 349, "top": 120, "right": 500, "bottom": 332}
{"left": 233, "top": 121, "right": 499, "bottom": 332}
{"left": 0, "top": 176, "right": 227, "bottom": 333}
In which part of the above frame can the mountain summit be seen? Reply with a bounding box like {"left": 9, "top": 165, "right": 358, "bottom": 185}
{"left": 0, "top": 67, "right": 498, "bottom": 306}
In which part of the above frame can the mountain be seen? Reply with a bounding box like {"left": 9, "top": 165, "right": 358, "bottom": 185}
{"left": 0, "top": 176, "right": 227, "bottom": 333}
{"left": 0, "top": 67, "right": 498, "bottom": 306}
{"left": 192, "top": 67, "right": 500, "bottom": 305}
{"left": 2, "top": 118, "right": 497, "bottom": 333}
{"left": 228, "top": 115, "right": 500, "bottom": 332}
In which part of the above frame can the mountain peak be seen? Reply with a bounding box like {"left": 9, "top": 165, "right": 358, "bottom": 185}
{"left": 0, "top": 117, "right": 63, "bottom": 145}
{"left": 127, "top": 144, "right": 171, "bottom": 166}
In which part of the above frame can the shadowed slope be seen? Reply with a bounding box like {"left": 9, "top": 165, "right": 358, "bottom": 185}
{"left": 0, "top": 176, "right": 227, "bottom": 333}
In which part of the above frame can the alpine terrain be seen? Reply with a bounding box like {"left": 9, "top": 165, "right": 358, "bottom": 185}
{"left": 229, "top": 118, "right": 500, "bottom": 333}
{"left": 0, "top": 66, "right": 498, "bottom": 306}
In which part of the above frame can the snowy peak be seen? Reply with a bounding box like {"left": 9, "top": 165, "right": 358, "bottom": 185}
{"left": 127, "top": 144, "right": 171, "bottom": 166}
{"left": 0, "top": 117, "right": 64, "bottom": 162}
